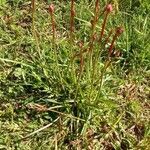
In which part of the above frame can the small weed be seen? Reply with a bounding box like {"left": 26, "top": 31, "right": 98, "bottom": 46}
{"left": 0, "top": 0, "right": 149, "bottom": 149}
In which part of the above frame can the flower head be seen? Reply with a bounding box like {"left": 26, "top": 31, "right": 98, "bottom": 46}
{"left": 105, "top": 4, "right": 113, "bottom": 13}
{"left": 49, "top": 4, "right": 54, "bottom": 14}
{"left": 116, "top": 27, "right": 124, "bottom": 36}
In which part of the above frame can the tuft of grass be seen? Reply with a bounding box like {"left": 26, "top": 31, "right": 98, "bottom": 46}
{"left": 0, "top": 0, "right": 150, "bottom": 149}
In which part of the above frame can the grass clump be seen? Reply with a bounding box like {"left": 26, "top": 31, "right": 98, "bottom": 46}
{"left": 0, "top": 0, "right": 150, "bottom": 149}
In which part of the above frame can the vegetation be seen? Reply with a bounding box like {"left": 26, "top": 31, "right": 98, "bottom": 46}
{"left": 0, "top": 0, "right": 149, "bottom": 149}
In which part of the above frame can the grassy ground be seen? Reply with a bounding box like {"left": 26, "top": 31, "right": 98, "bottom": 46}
{"left": 0, "top": 0, "right": 150, "bottom": 149}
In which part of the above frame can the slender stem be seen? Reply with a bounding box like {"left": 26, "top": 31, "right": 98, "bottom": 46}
{"left": 108, "top": 34, "right": 118, "bottom": 57}
{"left": 93, "top": 11, "right": 112, "bottom": 86}
{"left": 70, "top": 0, "right": 75, "bottom": 45}
{"left": 95, "top": 27, "right": 123, "bottom": 102}
{"left": 69, "top": 1, "right": 78, "bottom": 133}
{"left": 99, "top": 60, "right": 111, "bottom": 89}
{"left": 49, "top": 4, "right": 64, "bottom": 90}
{"left": 75, "top": 44, "right": 84, "bottom": 99}
{"left": 31, "top": 0, "right": 41, "bottom": 58}
{"left": 99, "top": 4, "right": 113, "bottom": 43}
{"left": 104, "top": 29, "right": 113, "bottom": 48}
{"left": 95, "top": 59, "right": 111, "bottom": 103}
{"left": 99, "top": 12, "right": 109, "bottom": 42}
{"left": 88, "top": 0, "right": 100, "bottom": 103}
{"left": 50, "top": 10, "right": 56, "bottom": 51}
{"left": 95, "top": 0, "right": 100, "bottom": 17}
{"left": 69, "top": 0, "right": 76, "bottom": 84}
{"left": 93, "top": 5, "right": 113, "bottom": 79}
{"left": 88, "top": 0, "right": 100, "bottom": 54}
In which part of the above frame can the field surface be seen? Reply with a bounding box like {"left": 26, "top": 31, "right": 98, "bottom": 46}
{"left": 0, "top": 0, "right": 150, "bottom": 149}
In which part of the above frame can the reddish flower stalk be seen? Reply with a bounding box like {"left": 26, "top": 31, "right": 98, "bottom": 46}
{"left": 88, "top": 0, "right": 100, "bottom": 54}
{"left": 70, "top": 0, "right": 75, "bottom": 43}
{"left": 97, "top": 27, "right": 123, "bottom": 96}
{"left": 108, "top": 35, "right": 117, "bottom": 57}
{"left": 48, "top": 4, "right": 64, "bottom": 90}
{"left": 104, "top": 29, "right": 113, "bottom": 47}
{"left": 49, "top": 4, "right": 56, "bottom": 44}
{"left": 108, "top": 27, "right": 123, "bottom": 57}
{"left": 93, "top": 4, "right": 112, "bottom": 78}
{"left": 88, "top": 32, "right": 97, "bottom": 53}
{"left": 99, "top": 4, "right": 113, "bottom": 42}
{"left": 87, "top": 0, "right": 100, "bottom": 84}
{"left": 75, "top": 41, "right": 84, "bottom": 103}
{"left": 95, "top": 0, "right": 100, "bottom": 14}
{"left": 93, "top": 0, "right": 100, "bottom": 29}
{"left": 31, "top": 0, "right": 35, "bottom": 11}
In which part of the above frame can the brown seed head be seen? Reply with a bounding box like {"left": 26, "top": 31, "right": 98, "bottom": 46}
{"left": 49, "top": 4, "right": 54, "bottom": 14}
{"left": 116, "top": 27, "right": 124, "bottom": 35}
{"left": 78, "top": 41, "right": 84, "bottom": 48}
{"left": 105, "top": 4, "right": 113, "bottom": 13}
